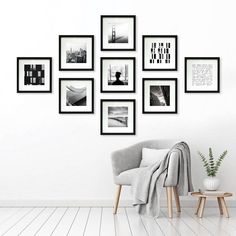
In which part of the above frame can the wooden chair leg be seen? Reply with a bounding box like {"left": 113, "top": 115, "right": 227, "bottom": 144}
{"left": 166, "top": 187, "right": 173, "bottom": 218}
{"left": 173, "top": 187, "right": 181, "bottom": 212}
{"left": 113, "top": 185, "right": 122, "bottom": 214}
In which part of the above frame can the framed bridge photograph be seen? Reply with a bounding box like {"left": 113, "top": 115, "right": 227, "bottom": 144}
{"left": 59, "top": 78, "right": 94, "bottom": 114}
{"left": 100, "top": 99, "right": 136, "bottom": 135}
{"left": 101, "top": 15, "right": 136, "bottom": 51}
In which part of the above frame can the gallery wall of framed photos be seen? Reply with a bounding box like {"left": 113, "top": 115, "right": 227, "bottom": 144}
{"left": 16, "top": 15, "right": 221, "bottom": 135}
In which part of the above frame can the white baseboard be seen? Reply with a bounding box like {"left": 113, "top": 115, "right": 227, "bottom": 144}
{"left": 0, "top": 199, "right": 235, "bottom": 207}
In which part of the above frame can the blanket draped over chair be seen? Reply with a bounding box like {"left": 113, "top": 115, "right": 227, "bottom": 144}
{"left": 132, "top": 142, "right": 194, "bottom": 217}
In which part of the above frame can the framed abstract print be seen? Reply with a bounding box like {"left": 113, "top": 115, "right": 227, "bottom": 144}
{"left": 17, "top": 57, "right": 52, "bottom": 93}
{"left": 142, "top": 35, "right": 177, "bottom": 71}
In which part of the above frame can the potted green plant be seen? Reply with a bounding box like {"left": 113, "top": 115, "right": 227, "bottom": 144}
{"left": 198, "top": 148, "right": 227, "bottom": 191}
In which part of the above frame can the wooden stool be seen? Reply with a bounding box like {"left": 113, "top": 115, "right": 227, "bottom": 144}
{"left": 191, "top": 192, "right": 232, "bottom": 218}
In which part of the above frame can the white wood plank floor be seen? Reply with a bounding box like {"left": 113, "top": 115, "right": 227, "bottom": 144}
{"left": 0, "top": 207, "right": 235, "bottom": 236}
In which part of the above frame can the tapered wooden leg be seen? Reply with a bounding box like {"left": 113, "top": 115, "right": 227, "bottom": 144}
{"left": 166, "top": 187, "right": 173, "bottom": 218}
{"left": 217, "top": 197, "right": 223, "bottom": 215}
{"left": 195, "top": 197, "right": 202, "bottom": 215}
{"left": 220, "top": 197, "right": 229, "bottom": 218}
{"left": 113, "top": 185, "right": 122, "bottom": 214}
{"left": 198, "top": 197, "right": 206, "bottom": 218}
{"left": 173, "top": 187, "right": 181, "bottom": 212}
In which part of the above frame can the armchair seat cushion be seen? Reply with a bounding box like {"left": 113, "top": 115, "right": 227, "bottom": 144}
{"left": 115, "top": 167, "right": 147, "bottom": 185}
{"left": 114, "top": 151, "right": 179, "bottom": 187}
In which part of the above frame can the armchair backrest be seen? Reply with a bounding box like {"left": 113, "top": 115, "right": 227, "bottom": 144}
{"left": 111, "top": 139, "right": 180, "bottom": 176}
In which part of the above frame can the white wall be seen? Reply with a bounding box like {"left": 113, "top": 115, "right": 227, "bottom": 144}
{"left": 0, "top": 0, "right": 236, "bottom": 205}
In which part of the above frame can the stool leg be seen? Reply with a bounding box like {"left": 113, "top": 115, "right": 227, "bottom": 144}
{"left": 198, "top": 197, "right": 206, "bottom": 218}
{"left": 220, "top": 197, "right": 229, "bottom": 218}
{"left": 195, "top": 197, "right": 202, "bottom": 215}
{"left": 217, "top": 197, "right": 223, "bottom": 215}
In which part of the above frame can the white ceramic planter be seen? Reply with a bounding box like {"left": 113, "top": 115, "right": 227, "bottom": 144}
{"left": 203, "top": 177, "right": 220, "bottom": 190}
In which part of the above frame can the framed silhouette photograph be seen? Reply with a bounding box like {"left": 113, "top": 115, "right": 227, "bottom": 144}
{"left": 101, "top": 15, "right": 136, "bottom": 51}
{"left": 100, "top": 99, "right": 136, "bottom": 135}
{"left": 59, "top": 78, "right": 94, "bottom": 114}
{"left": 142, "top": 78, "right": 177, "bottom": 114}
{"left": 142, "top": 35, "right": 177, "bottom": 71}
{"left": 185, "top": 57, "right": 220, "bottom": 93}
{"left": 100, "top": 57, "right": 135, "bottom": 93}
{"left": 59, "top": 35, "right": 94, "bottom": 71}
{"left": 17, "top": 57, "right": 52, "bottom": 93}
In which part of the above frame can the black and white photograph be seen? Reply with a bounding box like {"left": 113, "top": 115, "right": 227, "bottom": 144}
{"left": 185, "top": 57, "right": 220, "bottom": 93}
{"left": 143, "top": 78, "right": 177, "bottom": 113}
{"left": 17, "top": 57, "right": 52, "bottom": 93}
{"left": 142, "top": 35, "right": 177, "bottom": 71}
{"left": 101, "top": 15, "right": 136, "bottom": 51}
{"left": 101, "top": 99, "right": 135, "bottom": 135}
{"left": 59, "top": 78, "right": 94, "bottom": 113}
{"left": 108, "top": 106, "right": 128, "bottom": 127}
{"left": 100, "top": 57, "right": 135, "bottom": 92}
{"left": 59, "top": 35, "right": 94, "bottom": 71}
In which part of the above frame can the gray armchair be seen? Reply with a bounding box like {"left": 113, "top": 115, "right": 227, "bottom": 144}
{"left": 111, "top": 139, "right": 183, "bottom": 218}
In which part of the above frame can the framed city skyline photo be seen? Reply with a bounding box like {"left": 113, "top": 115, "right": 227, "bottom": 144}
{"left": 142, "top": 35, "right": 177, "bottom": 71}
{"left": 185, "top": 57, "right": 220, "bottom": 93}
{"left": 143, "top": 78, "right": 177, "bottom": 114}
{"left": 59, "top": 78, "right": 94, "bottom": 113}
{"left": 59, "top": 35, "right": 94, "bottom": 71}
{"left": 101, "top": 15, "right": 136, "bottom": 51}
{"left": 100, "top": 57, "right": 135, "bottom": 93}
{"left": 101, "top": 99, "right": 136, "bottom": 135}
{"left": 17, "top": 57, "right": 52, "bottom": 93}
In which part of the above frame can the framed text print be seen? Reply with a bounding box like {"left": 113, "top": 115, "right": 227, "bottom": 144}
{"left": 59, "top": 35, "right": 94, "bottom": 71}
{"left": 59, "top": 78, "right": 94, "bottom": 114}
{"left": 100, "top": 57, "right": 135, "bottom": 93}
{"left": 100, "top": 99, "right": 136, "bottom": 135}
{"left": 17, "top": 57, "right": 52, "bottom": 93}
{"left": 185, "top": 57, "right": 220, "bottom": 93}
{"left": 142, "top": 78, "right": 177, "bottom": 114}
{"left": 142, "top": 35, "right": 177, "bottom": 71}
{"left": 101, "top": 15, "right": 136, "bottom": 51}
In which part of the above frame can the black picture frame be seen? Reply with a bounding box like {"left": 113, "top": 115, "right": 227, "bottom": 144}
{"left": 142, "top": 35, "right": 178, "bottom": 71}
{"left": 59, "top": 78, "right": 94, "bottom": 114}
{"left": 100, "top": 99, "right": 136, "bottom": 135}
{"left": 59, "top": 35, "right": 94, "bottom": 71}
{"left": 142, "top": 78, "right": 178, "bottom": 114}
{"left": 17, "top": 57, "right": 52, "bottom": 93}
{"left": 185, "top": 57, "right": 220, "bottom": 93}
{"left": 100, "top": 57, "right": 136, "bottom": 93}
{"left": 101, "top": 15, "right": 136, "bottom": 51}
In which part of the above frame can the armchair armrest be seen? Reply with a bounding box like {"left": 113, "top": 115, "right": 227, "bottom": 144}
{"left": 111, "top": 144, "right": 143, "bottom": 177}
{"left": 164, "top": 151, "right": 180, "bottom": 187}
